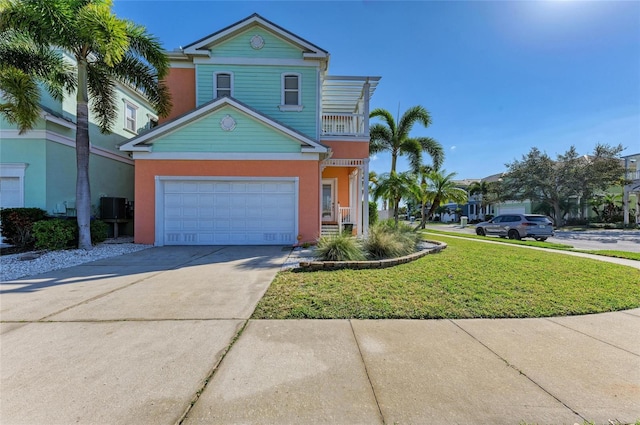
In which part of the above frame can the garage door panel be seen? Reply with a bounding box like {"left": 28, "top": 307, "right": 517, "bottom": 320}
{"left": 162, "top": 179, "right": 297, "bottom": 245}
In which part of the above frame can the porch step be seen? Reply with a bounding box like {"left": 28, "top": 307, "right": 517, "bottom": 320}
{"left": 321, "top": 224, "right": 340, "bottom": 237}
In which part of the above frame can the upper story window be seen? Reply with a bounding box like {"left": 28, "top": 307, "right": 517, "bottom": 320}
{"left": 279, "top": 73, "right": 303, "bottom": 112}
{"left": 214, "top": 72, "right": 233, "bottom": 98}
{"left": 123, "top": 100, "right": 138, "bottom": 133}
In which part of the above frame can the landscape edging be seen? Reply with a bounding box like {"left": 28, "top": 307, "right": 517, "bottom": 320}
{"left": 298, "top": 240, "right": 447, "bottom": 271}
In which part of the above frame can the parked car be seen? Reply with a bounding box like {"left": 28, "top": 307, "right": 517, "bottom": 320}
{"left": 475, "top": 214, "right": 554, "bottom": 241}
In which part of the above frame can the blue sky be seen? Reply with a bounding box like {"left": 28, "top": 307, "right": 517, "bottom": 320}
{"left": 113, "top": 0, "right": 640, "bottom": 180}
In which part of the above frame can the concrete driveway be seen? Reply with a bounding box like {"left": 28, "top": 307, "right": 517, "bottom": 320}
{"left": 0, "top": 245, "right": 290, "bottom": 425}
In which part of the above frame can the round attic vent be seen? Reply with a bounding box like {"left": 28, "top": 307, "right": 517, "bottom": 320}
{"left": 250, "top": 35, "right": 265, "bottom": 50}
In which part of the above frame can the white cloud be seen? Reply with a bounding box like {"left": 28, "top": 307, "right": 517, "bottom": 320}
{"left": 371, "top": 154, "right": 378, "bottom": 161}
{"left": 450, "top": 145, "right": 457, "bottom": 151}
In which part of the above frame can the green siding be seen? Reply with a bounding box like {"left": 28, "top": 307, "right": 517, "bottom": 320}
{"left": 213, "top": 27, "right": 303, "bottom": 59}
{"left": 196, "top": 65, "right": 317, "bottom": 137}
{"left": 152, "top": 106, "right": 302, "bottom": 153}
{"left": 1, "top": 139, "right": 47, "bottom": 209}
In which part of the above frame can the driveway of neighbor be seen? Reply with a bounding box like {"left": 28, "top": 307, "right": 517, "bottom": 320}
{"left": 0, "top": 245, "right": 290, "bottom": 425}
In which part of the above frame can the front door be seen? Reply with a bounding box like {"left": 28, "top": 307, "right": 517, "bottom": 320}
{"left": 322, "top": 179, "right": 336, "bottom": 222}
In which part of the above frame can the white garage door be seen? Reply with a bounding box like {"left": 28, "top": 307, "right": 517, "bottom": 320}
{"left": 160, "top": 179, "right": 297, "bottom": 245}
{"left": 0, "top": 177, "right": 23, "bottom": 208}
{"left": 498, "top": 206, "right": 526, "bottom": 215}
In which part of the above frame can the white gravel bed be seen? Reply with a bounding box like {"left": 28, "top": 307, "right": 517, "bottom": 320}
{"left": 1, "top": 240, "right": 152, "bottom": 282}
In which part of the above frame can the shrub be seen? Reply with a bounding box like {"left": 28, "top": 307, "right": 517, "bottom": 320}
{"left": 369, "top": 201, "right": 378, "bottom": 226}
{"left": 90, "top": 220, "right": 108, "bottom": 244}
{"left": 32, "top": 219, "right": 76, "bottom": 250}
{"left": 315, "top": 234, "right": 366, "bottom": 261}
{"left": 363, "top": 223, "right": 420, "bottom": 259}
{"left": 0, "top": 208, "right": 47, "bottom": 249}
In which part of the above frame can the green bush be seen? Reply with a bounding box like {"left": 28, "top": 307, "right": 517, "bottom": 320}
{"left": 369, "top": 201, "right": 378, "bottom": 226}
{"left": 316, "top": 234, "right": 366, "bottom": 261}
{"left": 90, "top": 220, "right": 108, "bottom": 244}
{"left": 32, "top": 219, "right": 76, "bottom": 250}
{"left": 0, "top": 208, "right": 47, "bottom": 249}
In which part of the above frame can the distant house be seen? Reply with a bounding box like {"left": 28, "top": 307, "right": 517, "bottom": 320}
{"left": 0, "top": 52, "right": 157, "bottom": 230}
{"left": 119, "top": 14, "right": 380, "bottom": 246}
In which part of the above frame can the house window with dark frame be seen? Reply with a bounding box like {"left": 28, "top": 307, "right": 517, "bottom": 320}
{"left": 215, "top": 72, "right": 232, "bottom": 98}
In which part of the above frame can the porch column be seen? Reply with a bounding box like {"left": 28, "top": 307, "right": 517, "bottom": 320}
{"left": 363, "top": 79, "right": 370, "bottom": 136}
{"left": 624, "top": 157, "right": 630, "bottom": 226}
{"left": 363, "top": 158, "right": 370, "bottom": 237}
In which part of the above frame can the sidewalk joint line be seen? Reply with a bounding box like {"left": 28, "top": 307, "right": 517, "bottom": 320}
{"left": 348, "top": 320, "right": 386, "bottom": 425}
{"left": 544, "top": 317, "right": 640, "bottom": 357}
{"left": 449, "top": 319, "right": 587, "bottom": 422}
{"left": 176, "top": 319, "right": 249, "bottom": 425}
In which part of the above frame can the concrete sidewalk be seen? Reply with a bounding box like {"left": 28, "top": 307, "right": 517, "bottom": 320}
{"left": 183, "top": 313, "right": 640, "bottom": 425}
{"left": 1, "top": 245, "right": 639, "bottom": 424}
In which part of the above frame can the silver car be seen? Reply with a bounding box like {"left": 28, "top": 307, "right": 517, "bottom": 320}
{"left": 475, "top": 214, "right": 554, "bottom": 241}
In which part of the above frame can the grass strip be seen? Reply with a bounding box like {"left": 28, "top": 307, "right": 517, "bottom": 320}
{"left": 423, "top": 229, "right": 640, "bottom": 261}
{"left": 253, "top": 236, "right": 640, "bottom": 320}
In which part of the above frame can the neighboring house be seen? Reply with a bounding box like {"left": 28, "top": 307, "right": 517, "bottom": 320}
{"left": 119, "top": 14, "right": 380, "bottom": 246}
{"left": 0, "top": 52, "right": 158, "bottom": 232}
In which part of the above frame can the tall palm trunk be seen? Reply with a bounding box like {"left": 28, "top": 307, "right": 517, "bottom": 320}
{"left": 75, "top": 59, "right": 92, "bottom": 250}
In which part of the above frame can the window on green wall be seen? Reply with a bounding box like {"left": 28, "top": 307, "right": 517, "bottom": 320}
{"left": 215, "top": 72, "right": 233, "bottom": 98}
{"left": 280, "top": 73, "right": 303, "bottom": 111}
{"left": 124, "top": 101, "right": 138, "bottom": 133}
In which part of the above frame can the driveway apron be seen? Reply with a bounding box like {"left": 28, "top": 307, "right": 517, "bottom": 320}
{"left": 0, "top": 245, "right": 289, "bottom": 425}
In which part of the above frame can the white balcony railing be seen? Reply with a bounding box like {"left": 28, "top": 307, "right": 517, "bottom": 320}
{"left": 321, "top": 113, "right": 366, "bottom": 137}
{"left": 626, "top": 170, "right": 640, "bottom": 181}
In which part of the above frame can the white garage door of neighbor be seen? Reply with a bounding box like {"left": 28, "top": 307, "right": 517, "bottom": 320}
{"left": 0, "top": 177, "right": 22, "bottom": 208}
{"left": 161, "top": 179, "right": 297, "bottom": 245}
{"left": 498, "top": 207, "right": 526, "bottom": 215}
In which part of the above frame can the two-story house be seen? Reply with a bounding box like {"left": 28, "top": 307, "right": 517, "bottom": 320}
{"left": 0, "top": 51, "right": 158, "bottom": 226}
{"left": 623, "top": 153, "right": 640, "bottom": 226}
{"left": 120, "top": 14, "right": 380, "bottom": 246}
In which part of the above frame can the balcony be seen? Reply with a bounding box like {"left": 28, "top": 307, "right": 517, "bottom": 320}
{"left": 626, "top": 170, "right": 640, "bottom": 181}
{"left": 320, "top": 76, "right": 380, "bottom": 140}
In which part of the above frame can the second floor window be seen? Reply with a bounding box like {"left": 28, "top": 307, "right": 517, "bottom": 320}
{"left": 283, "top": 74, "right": 300, "bottom": 105}
{"left": 215, "top": 72, "right": 232, "bottom": 98}
{"left": 124, "top": 102, "right": 137, "bottom": 133}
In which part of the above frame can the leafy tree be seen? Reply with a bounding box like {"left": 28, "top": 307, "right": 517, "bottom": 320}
{"left": 369, "top": 106, "right": 443, "bottom": 214}
{"left": 504, "top": 144, "right": 625, "bottom": 226}
{"left": 372, "top": 171, "right": 418, "bottom": 225}
{"left": 0, "top": 0, "right": 171, "bottom": 249}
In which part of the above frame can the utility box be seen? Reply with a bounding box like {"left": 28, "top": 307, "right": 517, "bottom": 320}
{"left": 100, "top": 197, "right": 127, "bottom": 220}
{"left": 461, "top": 216, "right": 468, "bottom": 228}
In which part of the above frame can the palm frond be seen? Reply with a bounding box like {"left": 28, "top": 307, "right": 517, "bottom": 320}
{"left": 369, "top": 123, "right": 392, "bottom": 154}
{"left": 87, "top": 63, "right": 117, "bottom": 133}
{"left": 123, "top": 20, "right": 169, "bottom": 78}
{"left": 78, "top": 2, "right": 128, "bottom": 67}
{"left": 369, "top": 108, "right": 396, "bottom": 133}
{"left": 397, "top": 105, "right": 431, "bottom": 138}
{"left": 0, "top": 66, "right": 41, "bottom": 133}
{"left": 415, "top": 136, "right": 444, "bottom": 171}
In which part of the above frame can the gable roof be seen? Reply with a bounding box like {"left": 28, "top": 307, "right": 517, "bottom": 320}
{"left": 118, "top": 96, "right": 328, "bottom": 154}
{"left": 182, "top": 13, "right": 328, "bottom": 60}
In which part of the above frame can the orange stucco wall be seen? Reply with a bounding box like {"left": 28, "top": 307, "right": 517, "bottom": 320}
{"left": 134, "top": 160, "right": 320, "bottom": 245}
{"left": 322, "top": 140, "right": 369, "bottom": 159}
{"left": 161, "top": 68, "right": 196, "bottom": 123}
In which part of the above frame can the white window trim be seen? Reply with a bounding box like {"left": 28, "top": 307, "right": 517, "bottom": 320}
{"left": 123, "top": 99, "right": 138, "bottom": 134}
{"left": 0, "top": 163, "right": 28, "bottom": 208}
{"left": 146, "top": 112, "right": 159, "bottom": 129}
{"left": 279, "top": 73, "right": 303, "bottom": 112}
{"left": 214, "top": 71, "right": 234, "bottom": 98}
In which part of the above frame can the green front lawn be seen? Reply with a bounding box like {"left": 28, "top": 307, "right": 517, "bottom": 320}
{"left": 253, "top": 236, "right": 640, "bottom": 319}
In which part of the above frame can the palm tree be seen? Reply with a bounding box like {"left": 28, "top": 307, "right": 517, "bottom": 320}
{"left": 372, "top": 171, "right": 418, "bottom": 225}
{"left": 0, "top": 0, "right": 171, "bottom": 250}
{"left": 369, "top": 106, "right": 443, "bottom": 214}
{"left": 423, "top": 170, "right": 468, "bottom": 221}
{"left": 468, "top": 180, "right": 490, "bottom": 219}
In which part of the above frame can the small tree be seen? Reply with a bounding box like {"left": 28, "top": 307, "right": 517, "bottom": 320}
{"left": 372, "top": 171, "right": 418, "bottom": 226}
